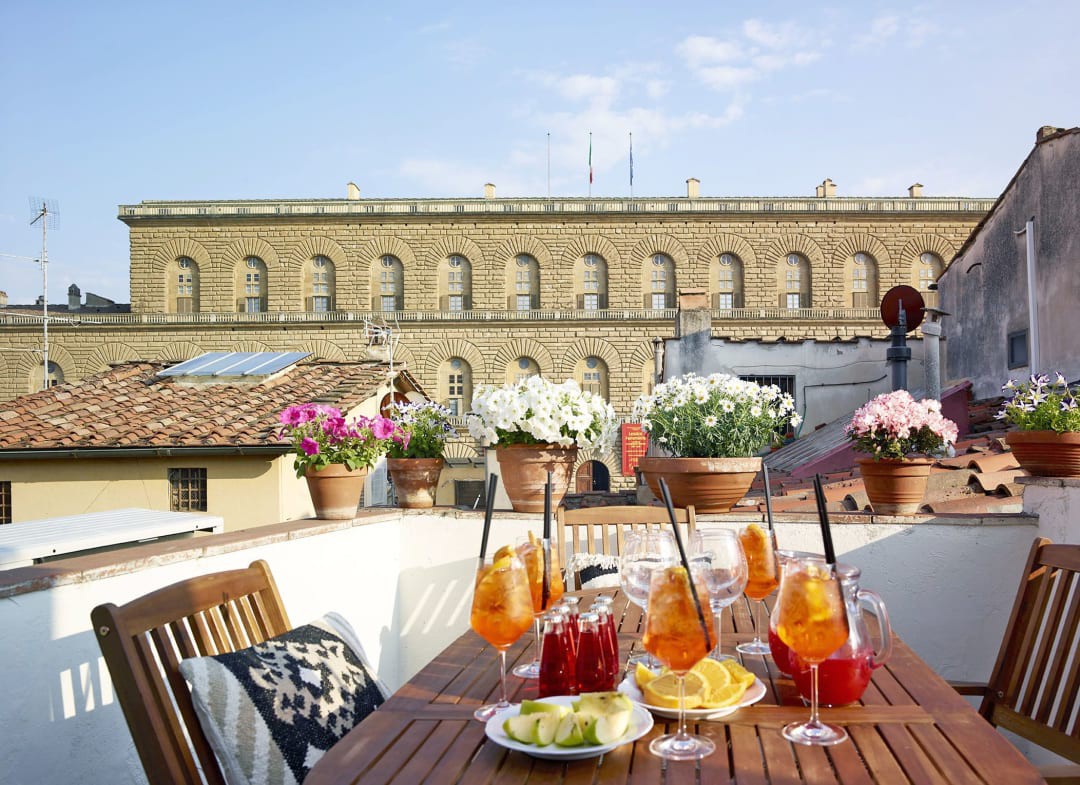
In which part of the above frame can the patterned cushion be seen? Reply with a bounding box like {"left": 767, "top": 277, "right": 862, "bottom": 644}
{"left": 178, "top": 612, "right": 386, "bottom": 785}
{"left": 566, "top": 552, "right": 621, "bottom": 590}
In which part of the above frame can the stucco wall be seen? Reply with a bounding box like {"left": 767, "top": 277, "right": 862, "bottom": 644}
{"left": 663, "top": 336, "right": 927, "bottom": 431}
{"left": 940, "top": 131, "right": 1080, "bottom": 397}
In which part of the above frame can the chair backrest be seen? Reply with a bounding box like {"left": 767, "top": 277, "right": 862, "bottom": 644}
{"left": 981, "top": 538, "right": 1080, "bottom": 765}
{"left": 92, "top": 560, "right": 292, "bottom": 785}
{"left": 556, "top": 504, "right": 696, "bottom": 574}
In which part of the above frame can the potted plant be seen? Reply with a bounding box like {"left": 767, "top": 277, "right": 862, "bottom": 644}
{"left": 466, "top": 376, "right": 617, "bottom": 512}
{"left": 278, "top": 403, "right": 402, "bottom": 519}
{"left": 386, "top": 400, "right": 455, "bottom": 508}
{"left": 998, "top": 373, "right": 1080, "bottom": 477}
{"left": 846, "top": 390, "right": 959, "bottom": 514}
{"left": 632, "top": 373, "right": 802, "bottom": 512}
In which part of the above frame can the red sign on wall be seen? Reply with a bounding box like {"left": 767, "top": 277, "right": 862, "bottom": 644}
{"left": 621, "top": 423, "right": 649, "bottom": 476}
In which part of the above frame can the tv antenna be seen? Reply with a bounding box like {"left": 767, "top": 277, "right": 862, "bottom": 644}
{"left": 29, "top": 198, "right": 59, "bottom": 391}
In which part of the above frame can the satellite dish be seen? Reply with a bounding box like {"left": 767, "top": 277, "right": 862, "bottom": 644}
{"left": 880, "top": 285, "right": 925, "bottom": 332}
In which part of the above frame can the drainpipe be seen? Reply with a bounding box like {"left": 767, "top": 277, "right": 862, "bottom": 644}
{"left": 1015, "top": 220, "right": 1039, "bottom": 373}
{"left": 652, "top": 336, "right": 665, "bottom": 386}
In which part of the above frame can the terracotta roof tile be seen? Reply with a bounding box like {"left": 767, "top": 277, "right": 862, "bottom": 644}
{"left": 968, "top": 452, "right": 1021, "bottom": 474}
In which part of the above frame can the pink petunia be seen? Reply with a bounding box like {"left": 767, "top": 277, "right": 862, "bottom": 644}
{"left": 300, "top": 437, "right": 320, "bottom": 456}
{"left": 371, "top": 416, "right": 395, "bottom": 440}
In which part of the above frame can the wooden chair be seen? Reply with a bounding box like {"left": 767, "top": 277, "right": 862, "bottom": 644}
{"left": 954, "top": 538, "right": 1080, "bottom": 784}
{"left": 92, "top": 560, "right": 291, "bottom": 785}
{"left": 556, "top": 504, "right": 696, "bottom": 587}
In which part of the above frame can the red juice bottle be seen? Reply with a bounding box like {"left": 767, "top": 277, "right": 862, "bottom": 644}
{"left": 575, "top": 612, "right": 609, "bottom": 694}
{"left": 592, "top": 601, "right": 619, "bottom": 688}
{"left": 561, "top": 596, "right": 581, "bottom": 654}
{"left": 538, "top": 611, "right": 575, "bottom": 698}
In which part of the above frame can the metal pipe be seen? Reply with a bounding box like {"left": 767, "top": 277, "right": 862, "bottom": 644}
{"left": 0, "top": 446, "right": 288, "bottom": 461}
{"left": 1015, "top": 220, "right": 1039, "bottom": 373}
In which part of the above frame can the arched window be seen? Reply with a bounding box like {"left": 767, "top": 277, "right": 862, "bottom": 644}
{"left": 647, "top": 253, "right": 676, "bottom": 309}
{"left": 577, "top": 253, "right": 608, "bottom": 310}
{"left": 780, "top": 253, "right": 811, "bottom": 309}
{"left": 575, "top": 356, "right": 609, "bottom": 399}
{"left": 373, "top": 255, "right": 404, "bottom": 311}
{"left": 30, "top": 360, "right": 64, "bottom": 392}
{"left": 714, "top": 253, "right": 744, "bottom": 309}
{"left": 508, "top": 356, "right": 540, "bottom": 384}
{"left": 917, "top": 252, "right": 944, "bottom": 307}
{"left": 170, "top": 256, "right": 199, "bottom": 313}
{"left": 509, "top": 254, "right": 539, "bottom": 311}
{"left": 441, "top": 255, "right": 472, "bottom": 311}
{"left": 440, "top": 357, "right": 472, "bottom": 415}
{"left": 850, "top": 252, "right": 879, "bottom": 307}
{"left": 238, "top": 256, "right": 267, "bottom": 313}
{"left": 306, "top": 255, "right": 335, "bottom": 312}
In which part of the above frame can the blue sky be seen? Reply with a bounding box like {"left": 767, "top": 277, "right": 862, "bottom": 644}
{"left": 0, "top": 1, "right": 1076, "bottom": 304}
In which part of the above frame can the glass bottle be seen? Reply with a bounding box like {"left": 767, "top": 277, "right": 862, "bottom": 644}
{"left": 561, "top": 596, "right": 581, "bottom": 654}
{"left": 591, "top": 601, "right": 619, "bottom": 688}
{"left": 575, "top": 612, "right": 609, "bottom": 693}
{"left": 538, "top": 611, "right": 575, "bottom": 697}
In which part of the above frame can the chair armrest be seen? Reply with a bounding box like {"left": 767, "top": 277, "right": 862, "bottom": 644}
{"left": 1039, "top": 763, "right": 1080, "bottom": 785}
{"left": 948, "top": 680, "right": 989, "bottom": 696}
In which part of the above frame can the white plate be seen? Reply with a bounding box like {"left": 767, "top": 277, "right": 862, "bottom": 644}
{"left": 617, "top": 667, "right": 767, "bottom": 720}
{"left": 484, "top": 695, "right": 654, "bottom": 760}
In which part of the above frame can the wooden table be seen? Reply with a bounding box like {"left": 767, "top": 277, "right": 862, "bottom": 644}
{"left": 308, "top": 590, "right": 1046, "bottom": 784}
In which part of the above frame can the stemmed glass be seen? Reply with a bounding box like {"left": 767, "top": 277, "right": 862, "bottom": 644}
{"left": 619, "top": 529, "right": 677, "bottom": 666}
{"left": 511, "top": 536, "right": 565, "bottom": 679}
{"left": 736, "top": 524, "right": 780, "bottom": 656}
{"left": 773, "top": 554, "right": 851, "bottom": 745}
{"left": 469, "top": 552, "right": 535, "bottom": 721}
{"left": 643, "top": 563, "right": 716, "bottom": 760}
{"left": 691, "top": 530, "right": 748, "bottom": 661}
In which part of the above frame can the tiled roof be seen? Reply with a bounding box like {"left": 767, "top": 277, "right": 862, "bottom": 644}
{"left": 0, "top": 361, "right": 398, "bottom": 452}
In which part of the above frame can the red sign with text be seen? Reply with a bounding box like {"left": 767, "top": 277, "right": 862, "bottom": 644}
{"left": 621, "top": 423, "right": 649, "bottom": 476}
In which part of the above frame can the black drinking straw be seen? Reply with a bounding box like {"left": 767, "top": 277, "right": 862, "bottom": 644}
{"left": 541, "top": 471, "right": 552, "bottom": 609}
{"left": 812, "top": 473, "right": 837, "bottom": 565}
{"left": 762, "top": 463, "right": 778, "bottom": 549}
{"left": 478, "top": 473, "right": 499, "bottom": 566}
{"left": 658, "top": 478, "right": 712, "bottom": 644}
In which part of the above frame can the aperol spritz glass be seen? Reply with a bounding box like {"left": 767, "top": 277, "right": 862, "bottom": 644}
{"left": 736, "top": 523, "right": 780, "bottom": 656}
{"left": 470, "top": 551, "right": 535, "bottom": 721}
{"left": 773, "top": 555, "right": 850, "bottom": 745}
{"left": 511, "top": 534, "right": 565, "bottom": 679}
{"left": 643, "top": 565, "right": 716, "bottom": 760}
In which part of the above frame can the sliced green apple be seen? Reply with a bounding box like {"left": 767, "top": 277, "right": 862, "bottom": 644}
{"left": 502, "top": 714, "right": 539, "bottom": 743}
{"left": 532, "top": 714, "right": 560, "bottom": 746}
{"left": 554, "top": 713, "right": 585, "bottom": 747}
{"left": 519, "top": 699, "right": 569, "bottom": 718}
{"left": 582, "top": 710, "right": 632, "bottom": 745}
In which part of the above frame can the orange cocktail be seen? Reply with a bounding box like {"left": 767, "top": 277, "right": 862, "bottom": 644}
{"left": 643, "top": 565, "right": 716, "bottom": 760}
{"left": 470, "top": 551, "right": 533, "bottom": 720}
{"left": 774, "top": 557, "right": 850, "bottom": 746}
{"left": 737, "top": 523, "right": 780, "bottom": 656}
{"left": 517, "top": 534, "right": 565, "bottom": 613}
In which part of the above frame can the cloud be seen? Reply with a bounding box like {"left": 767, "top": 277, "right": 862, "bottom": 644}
{"left": 645, "top": 80, "right": 670, "bottom": 99}
{"left": 678, "top": 19, "right": 822, "bottom": 92}
{"left": 854, "top": 13, "right": 939, "bottom": 50}
{"left": 554, "top": 74, "right": 620, "bottom": 105}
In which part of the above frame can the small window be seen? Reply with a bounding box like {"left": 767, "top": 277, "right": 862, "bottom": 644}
{"left": 169, "top": 468, "right": 207, "bottom": 512}
{"left": 0, "top": 481, "right": 10, "bottom": 524}
{"left": 1008, "top": 330, "right": 1029, "bottom": 369}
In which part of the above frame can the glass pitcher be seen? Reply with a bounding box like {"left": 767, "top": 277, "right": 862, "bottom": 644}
{"left": 769, "top": 551, "right": 893, "bottom": 706}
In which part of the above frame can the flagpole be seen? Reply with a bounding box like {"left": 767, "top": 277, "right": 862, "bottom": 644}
{"left": 588, "top": 132, "right": 593, "bottom": 198}
{"left": 547, "top": 132, "right": 551, "bottom": 198}
{"left": 629, "top": 132, "right": 634, "bottom": 198}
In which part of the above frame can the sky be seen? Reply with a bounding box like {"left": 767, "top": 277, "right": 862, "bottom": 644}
{"left": 0, "top": 1, "right": 1077, "bottom": 305}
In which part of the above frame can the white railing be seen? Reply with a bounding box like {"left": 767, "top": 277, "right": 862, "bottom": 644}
{"left": 118, "top": 196, "right": 996, "bottom": 220}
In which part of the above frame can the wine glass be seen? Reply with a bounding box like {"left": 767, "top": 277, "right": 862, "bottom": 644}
{"left": 469, "top": 552, "right": 535, "bottom": 721}
{"left": 736, "top": 524, "right": 780, "bottom": 656}
{"left": 773, "top": 554, "right": 851, "bottom": 745}
{"left": 643, "top": 563, "right": 716, "bottom": 760}
{"left": 511, "top": 536, "right": 565, "bottom": 679}
{"left": 691, "top": 529, "right": 748, "bottom": 661}
{"left": 619, "top": 529, "right": 677, "bottom": 666}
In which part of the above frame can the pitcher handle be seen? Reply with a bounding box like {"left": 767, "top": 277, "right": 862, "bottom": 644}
{"left": 857, "top": 588, "right": 893, "bottom": 669}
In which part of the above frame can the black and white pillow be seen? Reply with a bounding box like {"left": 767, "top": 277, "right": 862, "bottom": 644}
{"left": 178, "top": 612, "right": 386, "bottom": 785}
{"left": 566, "top": 552, "right": 622, "bottom": 590}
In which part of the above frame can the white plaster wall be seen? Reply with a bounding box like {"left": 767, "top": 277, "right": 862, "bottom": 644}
{"left": 0, "top": 511, "right": 1041, "bottom": 785}
{"left": 1021, "top": 478, "right": 1080, "bottom": 544}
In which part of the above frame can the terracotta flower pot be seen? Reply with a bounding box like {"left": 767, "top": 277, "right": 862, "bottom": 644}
{"left": 1005, "top": 430, "right": 1080, "bottom": 477}
{"left": 495, "top": 443, "right": 577, "bottom": 513}
{"left": 857, "top": 457, "right": 933, "bottom": 515}
{"left": 387, "top": 457, "right": 444, "bottom": 508}
{"left": 304, "top": 464, "right": 368, "bottom": 520}
{"left": 638, "top": 456, "right": 762, "bottom": 513}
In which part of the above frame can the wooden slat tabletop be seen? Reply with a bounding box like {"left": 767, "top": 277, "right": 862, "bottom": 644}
{"left": 309, "top": 590, "right": 1046, "bottom": 785}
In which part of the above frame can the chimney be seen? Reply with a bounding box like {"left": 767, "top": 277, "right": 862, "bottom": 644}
{"left": 346, "top": 182, "right": 360, "bottom": 200}
{"left": 1036, "top": 125, "right": 1064, "bottom": 143}
{"left": 686, "top": 178, "right": 700, "bottom": 199}
{"left": 822, "top": 178, "right": 837, "bottom": 197}
{"left": 67, "top": 283, "right": 81, "bottom": 310}
{"left": 815, "top": 184, "right": 825, "bottom": 197}
{"left": 0, "top": 291, "right": 7, "bottom": 307}
{"left": 908, "top": 183, "right": 924, "bottom": 198}
{"left": 35, "top": 295, "right": 44, "bottom": 306}
{"left": 484, "top": 183, "right": 496, "bottom": 199}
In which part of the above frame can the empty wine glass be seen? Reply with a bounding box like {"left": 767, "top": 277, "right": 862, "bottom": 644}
{"left": 691, "top": 529, "right": 748, "bottom": 661}
{"left": 619, "top": 529, "right": 677, "bottom": 666}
